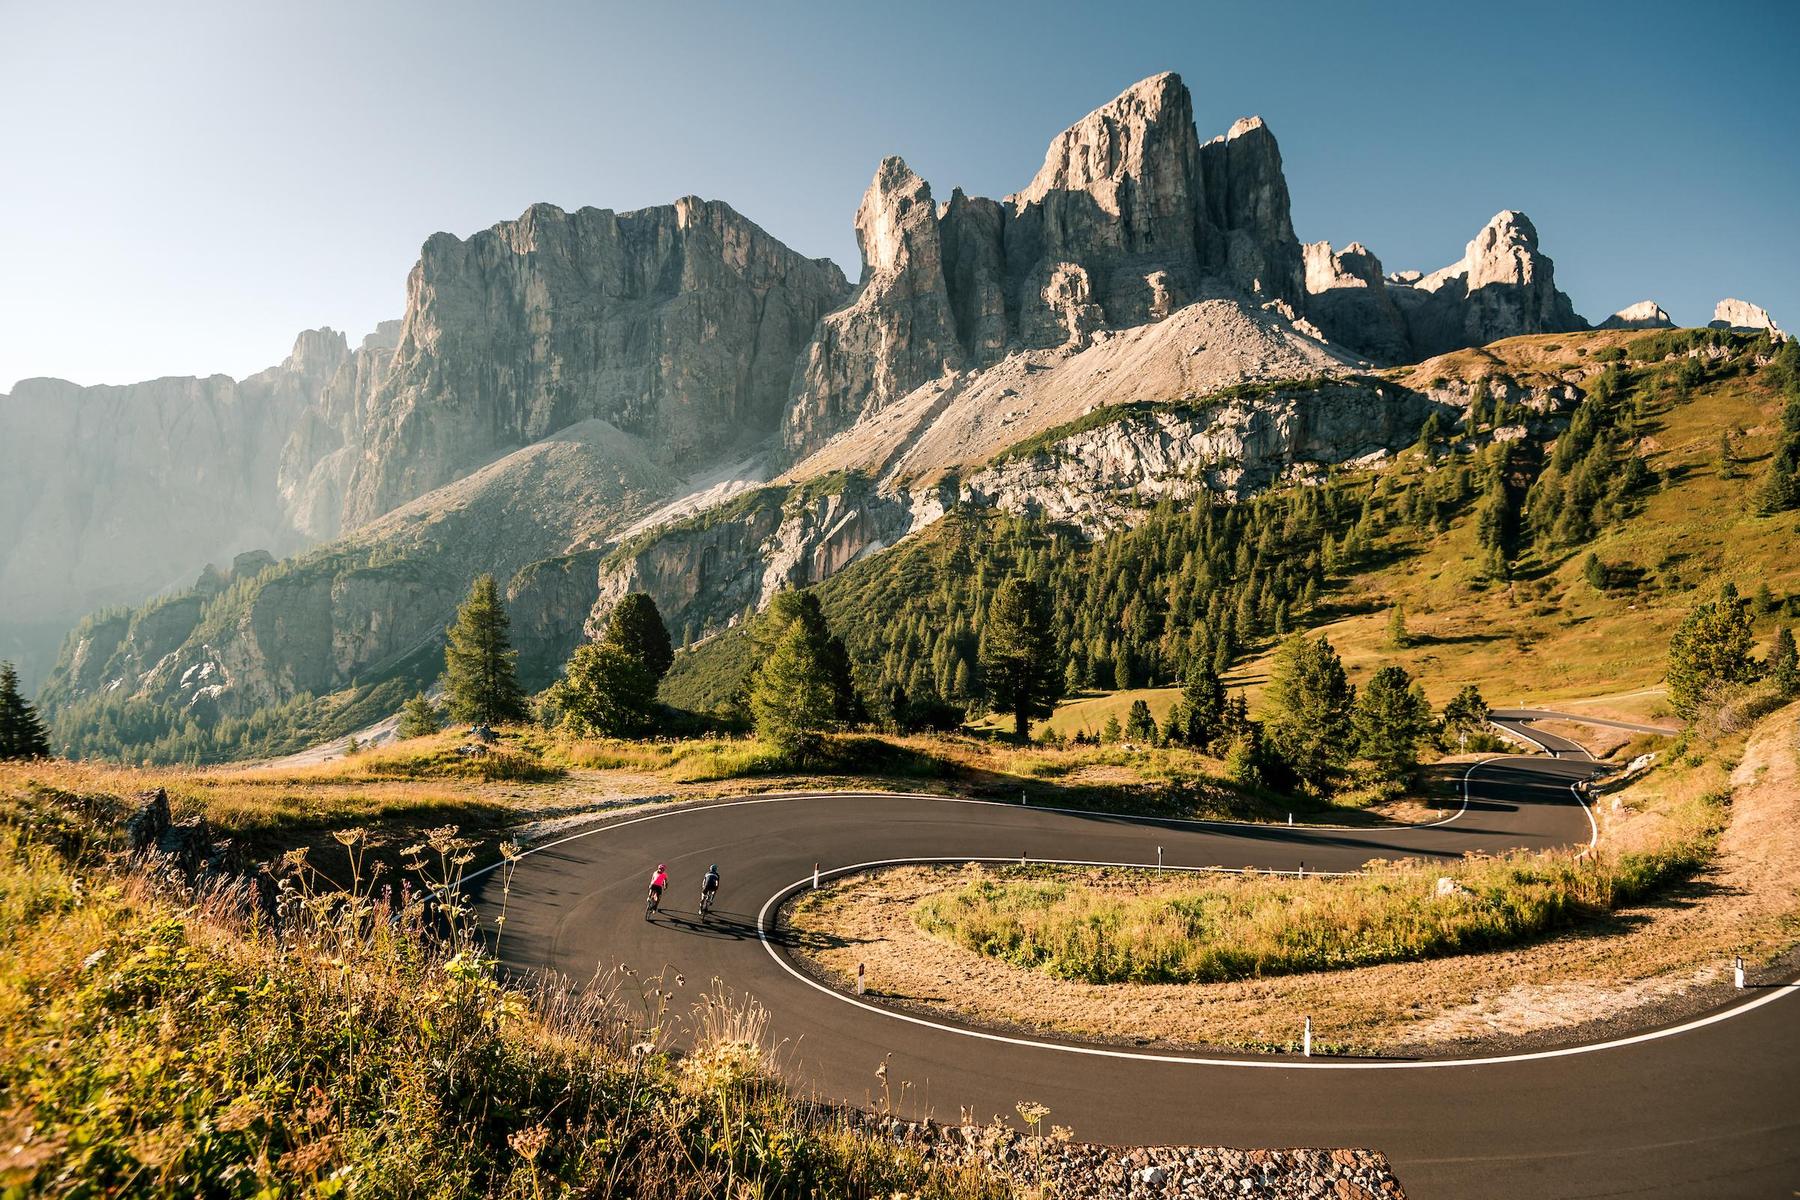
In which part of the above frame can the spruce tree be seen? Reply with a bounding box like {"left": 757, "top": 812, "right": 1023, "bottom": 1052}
{"left": 1442, "top": 684, "right": 1491, "bottom": 734}
{"left": 601, "top": 593, "right": 674, "bottom": 682}
{"left": 396, "top": 692, "right": 443, "bottom": 739}
{"left": 750, "top": 620, "right": 837, "bottom": 757}
{"left": 1352, "top": 665, "right": 1433, "bottom": 783}
{"left": 980, "top": 576, "right": 1063, "bottom": 740}
{"left": 443, "top": 575, "right": 529, "bottom": 726}
{"left": 1124, "top": 699, "right": 1157, "bottom": 744}
{"left": 0, "top": 662, "right": 51, "bottom": 760}
{"left": 1176, "top": 655, "right": 1227, "bottom": 749}
{"left": 1385, "top": 604, "right": 1412, "bottom": 649}
{"left": 1264, "top": 633, "right": 1354, "bottom": 794}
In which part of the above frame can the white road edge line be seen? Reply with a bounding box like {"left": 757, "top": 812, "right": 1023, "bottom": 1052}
{"left": 755, "top": 862, "right": 1796, "bottom": 1071}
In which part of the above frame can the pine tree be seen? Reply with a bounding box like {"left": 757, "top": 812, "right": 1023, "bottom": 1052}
{"left": 1769, "top": 626, "right": 1798, "bottom": 698}
{"left": 555, "top": 642, "right": 657, "bottom": 737}
{"left": 1666, "top": 588, "right": 1758, "bottom": 719}
{"left": 1124, "top": 699, "right": 1157, "bottom": 744}
{"left": 0, "top": 662, "right": 51, "bottom": 760}
{"left": 1352, "top": 665, "right": 1434, "bottom": 783}
{"left": 1264, "top": 633, "right": 1354, "bottom": 794}
{"left": 1175, "top": 655, "right": 1227, "bottom": 749}
{"left": 1441, "top": 684, "right": 1491, "bottom": 734}
{"left": 396, "top": 692, "right": 443, "bottom": 739}
{"left": 600, "top": 593, "right": 674, "bottom": 682}
{"left": 1385, "top": 604, "right": 1412, "bottom": 649}
{"left": 443, "top": 575, "right": 529, "bottom": 726}
{"left": 980, "top": 576, "right": 1063, "bottom": 740}
{"left": 749, "top": 600, "right": 838, "bottom": 756}
{"left": 1753, "top": 450, "right": 1799, "bottom": 515}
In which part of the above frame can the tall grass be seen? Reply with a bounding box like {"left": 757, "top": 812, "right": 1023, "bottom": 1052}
{"left": 915, "top": 786, "right": 1728, "bottom": 985}
{"left": 0, "top": 787, "right": 1004, "bottom": 1199}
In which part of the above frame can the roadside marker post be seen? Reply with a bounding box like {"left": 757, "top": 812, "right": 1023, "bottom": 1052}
{"left": 1303, "top": 1016, "right": 1313, "bottom": 1058}
{"left": 813, "top": 863, "right": 820, "bottom": 890}
{"left": 1021, "top": 849, "right": 1027, "bottom": 865}
{"left": 1287, "top": 813, "right": 1293, "bottom": 825}
{"left": 1735, "top": 956, "right": 1745, "bottom": 989}
{"left": 1157, "top": 846, "right": 1163, "bottom": 876}
{"left": 856, "top": 963, "right": 866, "bottom": 995}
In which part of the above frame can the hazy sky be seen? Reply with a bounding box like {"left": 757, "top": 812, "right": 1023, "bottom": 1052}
{"left": 3, "top": 0, "right": 1796, "bottom": 391}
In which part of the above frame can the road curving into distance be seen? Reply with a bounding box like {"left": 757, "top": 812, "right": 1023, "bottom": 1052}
{"left": 474, "top": 712, "right": 1799, "bottom": 1200}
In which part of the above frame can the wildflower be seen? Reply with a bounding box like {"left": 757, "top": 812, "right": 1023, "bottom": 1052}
{"left": 508, "top": 1123, "right": 550, "bottom": 1162}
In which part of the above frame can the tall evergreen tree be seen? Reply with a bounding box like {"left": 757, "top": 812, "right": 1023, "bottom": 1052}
{"left": 396, "top": 692, "right": 443, "bottom": 739}
{"left": 750, "top": 619, "right": 837, "bottom": 756}
{"left": 1666, "top": 588, "right": 1758, "bottom": 719}
{"left": 1264, "top": 633, "right": 1354, "bottom": 793}
{"left": 1768, "top": 626, "right": 1798, "bottom": 698}
{"left": 1175, "top": 654, "right": 1227, "bottom": 749}
{"left": 1441, "top": 684, "right": 1491, "bottom": 734}
{"left": 980, "top": 576, "right": 1063, "bottom": 740}
{"left": 443, "top": 575, "right": 529, "bottom": 726}
{"left": 0, "top": 662, "right": 51, "bottom": 760}
{"left": 1124, "top": 698, "right": 1157, "bottom": 744}
{"left": 1352, "top": 665, "right": 1434, "bottom": 783}
{"left": 601, "top": 593, "right": 674, "bottom": 682}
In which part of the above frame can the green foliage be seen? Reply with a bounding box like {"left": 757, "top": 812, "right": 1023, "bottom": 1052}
{"left": 443, "top": 575, "right": 528, "bottom": 726}
{"left": 1442, "top": 683, "right": 1491, "bottom": 733}
{"left": 1123, "top": 699, "right": 1157, "bottom": 744}
{"left": 980, "top": 577, "right": 1063, "bottom": 740}
{"left": 1170, "top": 656, "right": 1227, "bottom": 750}
{"left": 1351, "top": 665, "right": 1433, "bottom": 783}
{"left": 600, "top": 592, "right": 674, "bottom": 682}
{"left": 550, "top": 642, "right": 658, "bottom": 737}
{"left": 0, "top": 662, "right": 51, "bottom": 760}
{"left": 1384, "top": 604, "right": 1412, "bottom": 649}
{"left": 396, "top": 691, "right": 443, "bottom": 739}
{"left": 1667, "top": 587, "right": 1759, "bottom": 719}
{"left": 1769, "top": 627, "right": 1798, "bottom": 698}
{"left": 1264, "top": 634, "right": 1354, "bottom": 793}
{"left": 749, "top": 593, "right": 841, "bottom": 757}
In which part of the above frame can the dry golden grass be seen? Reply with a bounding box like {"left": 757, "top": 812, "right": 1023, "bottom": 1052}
{"left": 788, "top": 704, "right": 1800, "bottom": 1054}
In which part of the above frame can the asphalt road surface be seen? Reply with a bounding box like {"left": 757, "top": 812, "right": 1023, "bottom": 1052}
{"left": 476, "top": 715, "right": 1799, "bottom": 1199}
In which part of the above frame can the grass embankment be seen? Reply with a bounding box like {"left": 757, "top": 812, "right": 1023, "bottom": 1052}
{"left": 789, "top": 702, "right": 1800, "bottom": 1052}
{"left": 0, "top": 786, "right": 1005, "bottom": 1198}
{"left": 913, "top": 788, "right": 1721, "bottom": 985}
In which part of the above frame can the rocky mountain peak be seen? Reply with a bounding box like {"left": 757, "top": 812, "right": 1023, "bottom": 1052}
{"left": 856, "top": 157, "right": 940, "bottom": 278}
{"left": 1711, "top": 298, "right": 1783, "bottom": 335}
{"left": 1013, "top": 70, "right": 1199, "bottom": 210}
{"left": 1598, "top": 300, "right": 1674, "bottom": 330}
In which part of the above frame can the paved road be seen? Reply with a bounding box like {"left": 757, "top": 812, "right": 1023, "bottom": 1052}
{"left": 475, "top": 718, "right": 1799, "bottom": 1200}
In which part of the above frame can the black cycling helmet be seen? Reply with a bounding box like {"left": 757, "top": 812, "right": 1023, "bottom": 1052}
{"left": 709, "top": 864, "right": 718, "bottom": 873}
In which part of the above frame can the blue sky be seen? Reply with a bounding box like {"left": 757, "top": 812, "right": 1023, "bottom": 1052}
{"left": 3, "top": 0, "right": 1795, "bottom": 390}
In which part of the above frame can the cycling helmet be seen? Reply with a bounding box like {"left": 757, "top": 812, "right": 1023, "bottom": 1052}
{"left": 709, "top": 864, "right": 718, "bottom": 873}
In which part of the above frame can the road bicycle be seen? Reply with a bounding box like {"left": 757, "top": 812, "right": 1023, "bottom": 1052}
{"left": 644, "top": 886, "right": 662, "bottom": 919}
{"left": 699, "top": 886, "right": 717, "bottom": 916}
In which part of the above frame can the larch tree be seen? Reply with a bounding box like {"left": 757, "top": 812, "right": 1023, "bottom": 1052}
{"left": 1666, "top": 588, "right": 1758, "bottom": 719}
{"left": 980, "top": 576, "right": 1063, "bottom": 740}
{"left": 443, "top": 575, "right": 529, "bottom": 726}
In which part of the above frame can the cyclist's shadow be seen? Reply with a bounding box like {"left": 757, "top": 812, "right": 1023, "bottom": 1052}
{"left": 645, "top": 907, "right": 761, "bottom": 941}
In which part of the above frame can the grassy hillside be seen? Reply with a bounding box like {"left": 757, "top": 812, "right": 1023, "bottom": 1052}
{"left": 669, "top": 328, "right": 1798, "bottom": 730}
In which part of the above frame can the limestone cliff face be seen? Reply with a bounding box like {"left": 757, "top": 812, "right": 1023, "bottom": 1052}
{"left": 343, "top": 199, "right": 850, "bottom": 527}
{"left": 0, "top": 330, "right": 352, "bottom": 686}
{"left": 1710, "top": 298, "right": 1783, "bottom": 335}
{"left": 783, "top": 72, "right": 1311, "bottom": 455}
{"left": 1305, "top": 211, "right": 1587, "bottom": 363}
{"left": 782, "top": 161, "right": 964, "bottom": 458}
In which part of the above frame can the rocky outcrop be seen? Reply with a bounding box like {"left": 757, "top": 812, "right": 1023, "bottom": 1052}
{"left": 41, "top": 420, "right": 671, "bottom": 719}
{"left": 0, "top": 329, "right": 356, "bottom": 688}
{"left": 784, "top": 73, "right": 1312, "bottom": 455}
{"left": 783, "top": 161, "right": 965, "bottom": 456}
{"left": 1598, "top": 300, "right": 1673, "bottom": 330}
{"left": 1710, "top": 298, "right": 1783, "bottom": 335}
{"left": 1305, "top": 212, "right": 1587, "bottom": 363}
{"left": 598, "top": 376, "right": 1461, "bottom": 641}
{"left": 1302, "top": 241, "right": 1412, "bottom": 362}
{"left": 342, "top": 199, "right": 850, "bottom": 527}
